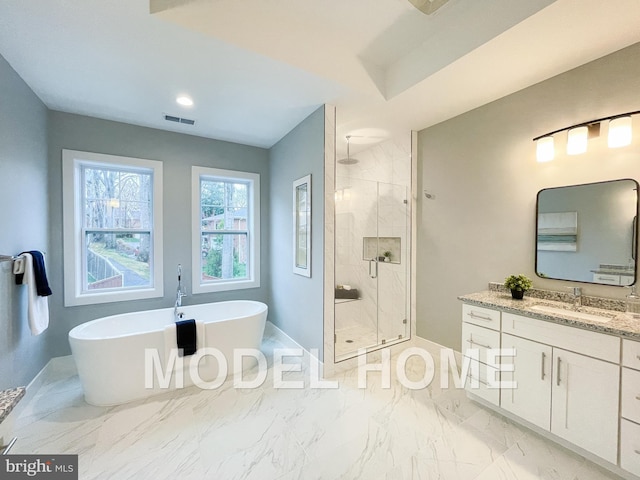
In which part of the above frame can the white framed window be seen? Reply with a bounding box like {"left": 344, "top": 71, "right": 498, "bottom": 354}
{"left": 62, "top": 150, "right": 163, "bottom": 306}
{"left": 192, "top": 166, "right": 260, "bottom": 293}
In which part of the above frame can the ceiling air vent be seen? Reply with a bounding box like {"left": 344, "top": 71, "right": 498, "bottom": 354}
{"left": 408, "top": 0, "right": 451, "bottom": 15}
{"left": 164, "top": 114, "right": 196, "bottom": 126}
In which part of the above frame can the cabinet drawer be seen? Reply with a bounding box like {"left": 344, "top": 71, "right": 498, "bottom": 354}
{"left": 621, "top": 419, "right": 640, "bottom": 477}
{"left": 622, "top": 367, "right": 640, "bottom": 424}
{"left": 465, "top": 361, "right": 500, "bottom": 406}
{"left": 461, "top": 322, "right": 500, "bottom": 364}
{"left": 623, "top": 339, "right": 640, "bottom": 370}
{"left": 592, "top": 273, "right": 620, "bottom": 285}
{"left": 462, "top": 304, "right": 500, "bottom": 331}
{"left": 502, "top": 312, "right": 620, "bottom": 363}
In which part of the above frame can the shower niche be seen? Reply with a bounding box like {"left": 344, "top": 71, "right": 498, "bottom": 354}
{"left": 334, "top": 134, "right": 411, "bottom": 361}
{"left": 363, "top": 236, "right": 401, "bottom": 264}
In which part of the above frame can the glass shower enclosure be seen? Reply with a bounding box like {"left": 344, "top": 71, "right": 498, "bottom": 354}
{"left": 334, "top": 176, "right": 410, "bottom": 361}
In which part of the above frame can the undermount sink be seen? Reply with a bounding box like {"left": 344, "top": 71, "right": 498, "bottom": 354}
{"left": 529, "top": 304, "right": 613, "bottom": 323}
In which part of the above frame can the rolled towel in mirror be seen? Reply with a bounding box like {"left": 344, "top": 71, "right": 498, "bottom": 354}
{"left": 12, "top": 257, "right": 25, "bottom": 275}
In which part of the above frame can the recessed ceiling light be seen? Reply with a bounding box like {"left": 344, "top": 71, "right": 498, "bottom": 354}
{"left": 176, "top": 95, "right": 193, "bottom": 107}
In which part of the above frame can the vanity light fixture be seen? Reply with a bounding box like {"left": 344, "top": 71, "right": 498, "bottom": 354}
{"left": 536, "top": 136, "right": 555, "bottom": 162}
{"left": 533, "top": 110, "right": 639, "bottom": 162}
{"left": 608, "top": 115, "right": 632, "bottom": 148}
{"left": 566, "top": 126, "right": 588, "bottom": 155}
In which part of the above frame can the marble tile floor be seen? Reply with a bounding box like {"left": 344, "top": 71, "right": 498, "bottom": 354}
{"left": 11, "top": 323, "right": 624, "bottom": 480}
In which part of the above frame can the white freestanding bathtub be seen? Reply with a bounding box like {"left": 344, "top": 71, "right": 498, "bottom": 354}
{"left": 69, "top": 301, "right": 267, "bottom": 406}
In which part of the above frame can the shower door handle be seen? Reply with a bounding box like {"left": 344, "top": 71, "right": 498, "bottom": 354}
{"left": 369, "top": 259, "right": 378, "bottom": 279}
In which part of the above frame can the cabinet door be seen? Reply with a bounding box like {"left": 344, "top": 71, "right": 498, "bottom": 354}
{"left": 501, "top": 333, "right": 552, "bottom": 430}
{"left": 621, "top": 419, "right": 640, "bottom": 476}
{"left": 551, "top": 348, "right": 620, "bottom": 463}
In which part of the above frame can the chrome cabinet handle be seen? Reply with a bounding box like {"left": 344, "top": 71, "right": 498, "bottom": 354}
{"left": 556, "top": 357, "right": 562, "bottom": 386}
{"left": 469, "top": 311, "right": 492, "bottom": 322}
{"left": 541, "top": 352, "right": 546, "bottom": 380}
{"left": 466, "top": 337, "right": 491, "bottom": 349}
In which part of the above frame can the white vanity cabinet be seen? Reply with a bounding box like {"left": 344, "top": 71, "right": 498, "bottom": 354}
{"left": 592, "top": 272, "right": 635, "bottom": 286}
{"left": 621, "top": 339, "right": 640, "bottom": 476}
{"left": 462, "top": 304, "right": 623, "bottom": 467}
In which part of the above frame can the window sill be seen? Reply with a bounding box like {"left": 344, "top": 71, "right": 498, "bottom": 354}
{"left": 64, "top": 287, "right": 163, "bottom": 307}
{"left": 192, "top": 279, "right": 260, "bottom": 294}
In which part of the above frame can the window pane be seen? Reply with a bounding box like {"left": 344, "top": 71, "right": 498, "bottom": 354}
{"left": 201, "top": 207, "right": 248, "bottom": 231}
{"left": 85, "top": 232, "right": 151, "bottom": 290}
{"left": 200, "top": 233, "right": 248, "bottom": 282}
{"left": 201, "top": 180, "right": 248, "bottom": 231}
{"left": 83, "top": 167, "right": 152, "bottom": 229}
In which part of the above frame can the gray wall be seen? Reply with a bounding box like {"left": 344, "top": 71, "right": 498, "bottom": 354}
{"left": 417, "top": 42, "right": 640, "bottom": 350}
{"left": 269, "top": 106, "right": 325, "bottom": 360}
{"left": 47, "top": 112, "right": 270, "bottom": 357}
{"left": 0, "top": 55, "right": 50, "bottom": 390}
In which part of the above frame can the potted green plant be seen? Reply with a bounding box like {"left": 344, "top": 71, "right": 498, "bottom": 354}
{"left": 504, "top": 274, "right": 532, "bottom": 300}
{"left": 383, "top": 251, "right": 392, "bottom": 262}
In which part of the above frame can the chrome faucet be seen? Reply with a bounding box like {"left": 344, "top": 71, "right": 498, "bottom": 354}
{"left": 567, "top": 287, "right": 582, "bottom": 308}
{"left": 174, "top": 264, "right": 187, "bottom": 319}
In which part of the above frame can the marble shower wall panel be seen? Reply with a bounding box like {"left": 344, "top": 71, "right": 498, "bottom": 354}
{"left": 337, "top": 135, "right": 411, "bottom": 187}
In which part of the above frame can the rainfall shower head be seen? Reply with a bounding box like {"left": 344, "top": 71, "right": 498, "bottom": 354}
{"left": 337, "top": 157, "right": 358, "bottom": 165}
{"left": 337, "top": 136, "right": 359, "bottom": 165}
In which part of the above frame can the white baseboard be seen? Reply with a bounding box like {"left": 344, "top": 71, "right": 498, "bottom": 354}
{"left": 413, "top": 335, "right": 462, "bottom": 363}
{"left": 266, "top": 321, "right": 324, "bottom": 376}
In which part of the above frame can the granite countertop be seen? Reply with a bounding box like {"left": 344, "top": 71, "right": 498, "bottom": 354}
{"left": 0, "top": 387, "right": 26, "bottom": 425}
{"left": 458, "top": 290, "right": 640, "bottom": 340}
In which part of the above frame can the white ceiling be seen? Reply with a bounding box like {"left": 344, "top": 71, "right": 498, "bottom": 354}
{"left": 1, "top": 0, "right": 640, "bottom": 155}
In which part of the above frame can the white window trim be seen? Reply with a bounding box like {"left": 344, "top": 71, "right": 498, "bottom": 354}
{"left": 191, "top": 166, "right": 260, "bottom": 294}
{"left": 62, "top": 149, "right": 164, "bottom": 306}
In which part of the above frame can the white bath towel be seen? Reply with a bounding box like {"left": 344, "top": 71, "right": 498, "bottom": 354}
{"left": 163, "top": 320, "right": 206, "bottom": 370}
{"left": 18, "top": 253, "right": 50, "bottom": 335}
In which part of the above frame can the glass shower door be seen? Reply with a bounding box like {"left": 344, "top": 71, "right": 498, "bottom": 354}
{"left": 376, "top": 181, "right": 409, "bottom": 345}
{"left": 334, "top": 177, "right": 409, "bottom": 361}
{"left": 335, "top": 177, "right": 379, "bottom": 358}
